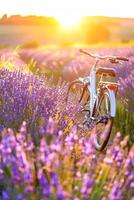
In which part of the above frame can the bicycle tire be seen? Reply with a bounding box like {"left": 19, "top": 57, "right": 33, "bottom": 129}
{"left": 94, "top": 89, "right": 116, "bottom": 151}
{"left": 66, "top": 80, "right": 89, "bottom": 105}
{"left": 66, "top": 79, "right": 90, "bottom": 125}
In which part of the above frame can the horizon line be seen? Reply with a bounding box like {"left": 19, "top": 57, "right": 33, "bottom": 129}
{"left": 0, "top": 14, "right": 134, "bottom": 20}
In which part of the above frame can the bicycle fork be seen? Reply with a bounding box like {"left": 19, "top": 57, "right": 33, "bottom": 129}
{"left": 88, "top": 65, "right": 97, "bottom": 118}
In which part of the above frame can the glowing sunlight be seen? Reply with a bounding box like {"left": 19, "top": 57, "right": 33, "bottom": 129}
{"left": 55, "top": 14, "right": 81, "bottom": 29}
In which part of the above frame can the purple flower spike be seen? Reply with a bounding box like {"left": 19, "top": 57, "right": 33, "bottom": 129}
{"left": 2, "top": 190, "right": 10, "bottom": 200}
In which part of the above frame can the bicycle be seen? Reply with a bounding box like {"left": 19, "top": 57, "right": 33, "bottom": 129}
{"left": 66, "top": 49, "right": 129, "bottom": 151}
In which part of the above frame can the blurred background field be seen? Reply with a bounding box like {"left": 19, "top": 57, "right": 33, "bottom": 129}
{"left": 0, "top": 15, "right": 134, "bottom": 48}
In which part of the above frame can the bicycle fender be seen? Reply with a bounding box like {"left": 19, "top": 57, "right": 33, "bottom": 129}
{"left": 106, "top": 88, "right": 116, "bottom": 117}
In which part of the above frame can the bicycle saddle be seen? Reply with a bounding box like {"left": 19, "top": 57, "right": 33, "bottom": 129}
{"left": 96, "top": 67, "right": 116, "bottom": 77}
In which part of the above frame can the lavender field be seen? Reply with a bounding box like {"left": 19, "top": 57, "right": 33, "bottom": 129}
{"left": 0, "top": 47, "right": 133, "bottom": 200}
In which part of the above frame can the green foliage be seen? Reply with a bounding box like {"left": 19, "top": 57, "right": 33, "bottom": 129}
{"left": 27, "top": 59, "right": 41, "bottom": 75}
{"left": 114, "top": 101, "right": 134, "bottom": 145}
{"left": 4, "top": 166, "right": 11, "bottom": 179}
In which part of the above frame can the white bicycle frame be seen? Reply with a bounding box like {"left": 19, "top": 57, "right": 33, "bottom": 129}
{"left": 79, "top": 59, "right": 117, "bottom": 118}
{"left": 88, "top": 59, "right": 98, "bottom": 117}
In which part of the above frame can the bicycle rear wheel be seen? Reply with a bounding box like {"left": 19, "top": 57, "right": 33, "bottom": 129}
{"left": 94, "top": 89, "right": 115, "bottom": 151}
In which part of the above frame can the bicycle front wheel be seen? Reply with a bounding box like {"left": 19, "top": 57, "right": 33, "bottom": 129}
{"left": 94, "top": 89, "right": 116, "bottom": 151}
{"left": 66, "top": 79, "right": 90, "bottom": 125}
{"left": 66, "top": 80, "right": 89, "bottom": 105}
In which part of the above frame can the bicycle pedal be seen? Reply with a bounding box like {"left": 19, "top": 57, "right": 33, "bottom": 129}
{"left": 83, "top": 119, "right": 95, "bottom": 130}
{"left": 96, "top": 116, "right": 109, "bottom": 124}
{"left": 81, "top": 109, "right": 90, "bottom": 113}
{"left": 90, "top": 117, "right": 95, "bottom": 120}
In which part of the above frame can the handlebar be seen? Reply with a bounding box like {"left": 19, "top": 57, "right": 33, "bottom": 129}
{"left": 116, "top": 57, "right": 129, "bottom": 62}
{"left": 80, "top": 49, "right": 129, "bottom": 63}
{"left": 79, "top": 49, "right": 96, "bottom": 58}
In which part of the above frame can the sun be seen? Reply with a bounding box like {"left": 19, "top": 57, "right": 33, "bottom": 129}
{"left": 55, "top": 14, "right": 81, "bottom": 29}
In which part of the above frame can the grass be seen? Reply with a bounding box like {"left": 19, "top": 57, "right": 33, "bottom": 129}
{"left": 114, "top": 101, "right": 134, "bottom": 145}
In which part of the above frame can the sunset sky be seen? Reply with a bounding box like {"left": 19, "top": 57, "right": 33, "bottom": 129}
{"left": 0, "top": 0, "right": 134, "bottom": 18}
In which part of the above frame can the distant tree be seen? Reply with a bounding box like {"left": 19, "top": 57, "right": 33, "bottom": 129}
{"left": 0, "top": 15, "right": 59, "bottom": 27}
{"left": 0, "top": 14, "right": 8, "bottom": 23}
{"left": 84, "top": 23, "right": 111, "bottom": 44}
{"left": 21, "top": 41, "right": 40, "bottom": 49}
{"left": 2, "top": 14, "right": 7, "bottom": 20}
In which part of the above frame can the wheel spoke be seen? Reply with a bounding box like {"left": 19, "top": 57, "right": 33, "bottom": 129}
{"left": 66, "top": 81, "right": 90, "bottom": 126}
{"left": 94, "top": 90, "right": 113, "bottom": 150}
